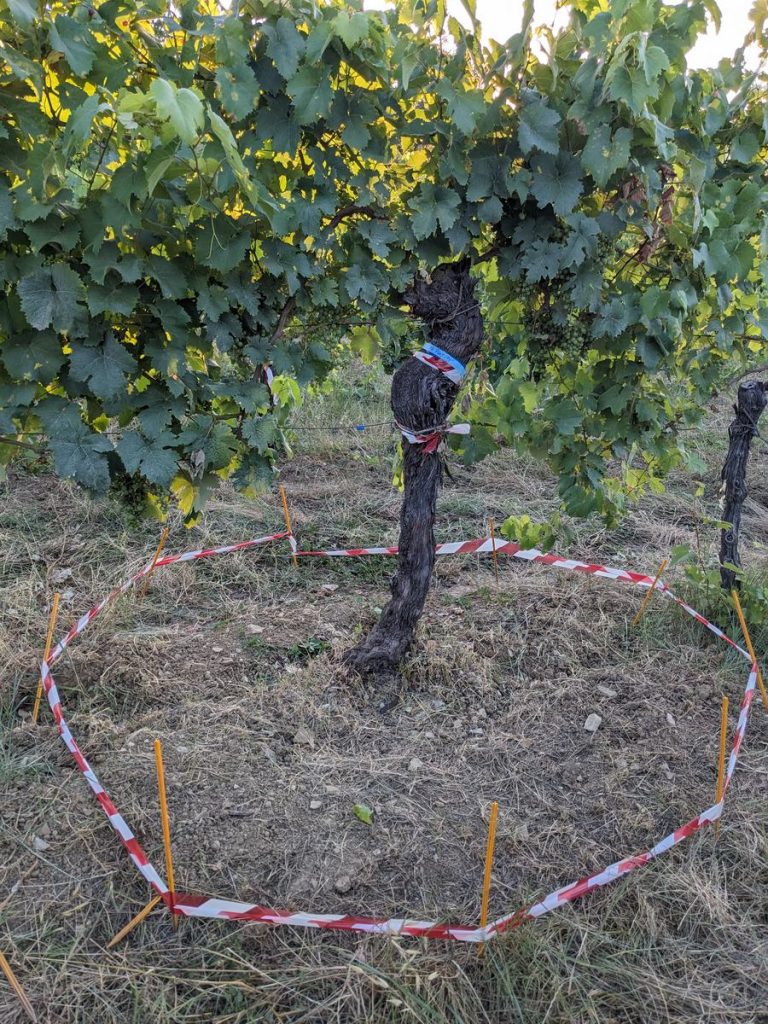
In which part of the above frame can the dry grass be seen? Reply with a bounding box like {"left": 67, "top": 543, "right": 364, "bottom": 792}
{"left": 1, "top": 365, "right": 767, "bottom": 1023}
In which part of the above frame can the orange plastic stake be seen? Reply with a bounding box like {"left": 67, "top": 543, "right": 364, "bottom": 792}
{"left": 488, "top": 518, "right": 499, "bottom": 583}
{"left": 715, "top": 695, "right": 729, "bottom": 838}
{"left": 279, "top": 485, "right": 298, "bottom": 568}
{"left": 632, "top": 558, "right": 668, "bottom": 627}
{"left": 478, "top": 801, "right": 499, "bottom": 956}
{"left": 32, "top": 592, "right": 60, "bottom": 725}
{"left": 731, "top": 589, "right": 768, "bottom": 712}
{"left": 0, "top": 951, "right": 37, "bottom": 1022}
{"left": 139, "top": 527, "right": 169, "bottom": 600}
{"left": 106, "top": 894, "right": 163, "bottom": 949}
{"left": 154, "top": 739, "right": 177, "bottom": 928}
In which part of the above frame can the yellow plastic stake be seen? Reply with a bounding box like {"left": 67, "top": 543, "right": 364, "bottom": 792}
{"left": 632, "top": 558, "right": 668, "bottom": 627}
{"left": 731, "top": 589, "right": 768, "bottom": 712}
{"left": 715, "top": 695, "right": 729, "bottom": 838}
{"left": 279, "top": 485, "right": 299, "bottom": 569}
{"left": 32, "top": 592, "right": 60, "bottom": 725}
{"left": 154, "top": 739, "right": 177, "bottom": 929}
{"left": 139, "top": 527, "right": 170, "bottom": 600}
{"left": 488, "top": 518, "right": 499, "bottom": 583}
{"left": 106, "top": 894, "right": 163, "bottom": 949}
{"left": 0, "top": 951, "right": 37, "bottom": 1022}
{"left": 478, "top": 801, "right": 499, "bottom": 955}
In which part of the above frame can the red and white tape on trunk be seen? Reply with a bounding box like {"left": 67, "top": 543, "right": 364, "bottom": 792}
{"left": 37, "top": 530, "right": 757, "bottom": 943}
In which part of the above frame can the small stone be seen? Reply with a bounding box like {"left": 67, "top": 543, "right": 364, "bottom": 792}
{"left": 665, "top": 712, "right": 676, "bottom": 727}
{"left": 309, "top": 799, "right": 322, "bottom": 810}
{"left": 597, "top": 685, "right": 617, "bottom": 698}
{"left": 176, "top": 745, "right": 189, "bottom": 754}
{"left": 33, "top": 837, "right": 50, "bottom": 852}
{"left": 61, "top": 589, "right": 75, "bottom": 604}
{"left": 334, "top": 875, "right": 352, "bottom": 894}
{"left": 246, "top": 624, "right": 264, "bottom": 634}
{"left": 584, "top": 713, "right": 602, "bottom": 733}
{"left": 293, "top": 727, "right": 314, "bottom": 748}
{"left": 51, "top": 568, "right": 72, "bottom": 583}
{"left": 408, "top": 757, "right": 423, "bottom": 771}
{"left": 319, "top": 583, "right": 339, "bottom": 595}
{"left": 661, "top": 761, "right": 674, "bottom": 781}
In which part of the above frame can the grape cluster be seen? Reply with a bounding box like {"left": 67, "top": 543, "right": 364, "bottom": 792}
{"left": 109, "top": 472, "right": 157, "bottom": 525}
{"left": 504, "top": 222, "right": 612, "bottom": 375}
{"left": 560, "top": 313, "right": 590, "bottom": 357}
{"left": 596, "top": 234, "right": 614, "bottom": 260}
{"left": 512, "top": 277, "right": 592, "bottom": 375}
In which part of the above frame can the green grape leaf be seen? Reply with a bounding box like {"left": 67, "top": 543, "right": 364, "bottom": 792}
{"left": 117, "top": 430, "right": 179, "bottom": 486}
{"left": 49, "top": 15, "right": 95, "bottom": 76}
{"left": 62, "top": 94, "right": 107, "bottom": 154}
{"left": 353, "top": 803, "right": 374, "bottom": 825}
{"left": 49, "top": 421, "right": 113, "bottom": 492}
{"left": 408, "top": 185, "right": 460, "bottom": 239}
{"left": 17, "top": 264, "right": 84, "bottom": 332}
{"left": 266, "top": 16, "right": 305, "bottom": 80}
{"left": 518, "top": 97, "right": 561, "bottom": 155}
{"left": 521, "top": 239, "right": 563, "bottom": 282}
{"left": 333, "top": 11, "right": 370, "bottom": 47}
{"left": 256, "top": 95, "right": 300, "bottom": 153}
{"left": 581, "top": 125, "right": 633, "bottom": 187}
{"left": 530, "top": 153, "right": 583, "bottom": 216}
{"left": 147, "top": 255, "right": 188, "bottom": 299}
{"left": 546, "top": 398, "right": 582, "bottom": 435}
{"left": 6, "top": 0, "right": 37, "bottom": 29}
{"left": 287, "top": 66, "right": 334, "bottom": 125}
{"left": 25, "top": 215, "right": 80, "bottom": 252}
{"left": 641, "top": 43, "right": 670, "bottom": 83}
{"left": 68, "top": 333, "right": 138, "bottom": 399}
{"left": 85, "top": 282, "right": 139, "bottom": 316}
{"left": 241, "top": 415, "right": 277, "bottom": 453}
{"left": 177, "top": 417, "right": 238, "bottom": 469}
{"left": 0, "top": 185, "right": 17, "bottom": 237}
{"left": 215, "top": 63, "right": 260, "bottom": 122}
{"left": 1, "top": 331, "right": 64, "bottom": 383}
{"left": 593, "top": 299, "right": 630, "bottom": 337}
{"left": 437, "top": 81, "right": 485, "bottom": 134}
{"left": 560, "top": 214, "right": 600, "bottom": 267}
{"left": 149, "top": 78, "right": 204, "bottom": 144}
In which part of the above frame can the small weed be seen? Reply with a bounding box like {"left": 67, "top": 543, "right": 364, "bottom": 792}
{"left": 244, "top": 635, "right": 272, "bottom": 653}
{"left": 287, "top": 636, "right": 330, "bottom": 661}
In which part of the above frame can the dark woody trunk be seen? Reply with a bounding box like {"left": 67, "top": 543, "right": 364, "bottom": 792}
{"left": 345, "top": 260, "right": 484, "bottom": 674}
{"left": 719, "top": 379, "right": 767, "bottom": 591}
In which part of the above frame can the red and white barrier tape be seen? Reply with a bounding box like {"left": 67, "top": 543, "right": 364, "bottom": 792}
{"left": 396, "top": 421, "right": 470, "bottom": 453}
{"left": 37, "top": 531, "right": 757, "bottom": 942}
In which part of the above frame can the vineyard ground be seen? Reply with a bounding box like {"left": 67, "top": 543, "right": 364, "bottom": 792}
{"left": 1, "top": 365, "right": 767, "bottom": 1024}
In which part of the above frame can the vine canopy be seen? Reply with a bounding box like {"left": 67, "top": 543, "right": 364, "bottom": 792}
{"left": 0, "top": 0, "right": 766, "bottom": 521}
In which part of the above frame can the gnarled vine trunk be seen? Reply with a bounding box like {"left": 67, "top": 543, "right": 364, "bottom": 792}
{"left": 345, "top": 260, "right": 484, "bottom": 674}
{"left": 719, "top": 379, "right": 767, "bottom": 591}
